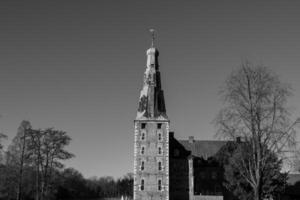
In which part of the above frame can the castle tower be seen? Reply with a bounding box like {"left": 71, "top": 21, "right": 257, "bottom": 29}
{"left": 134, "top": 32, "right": 170, "bottom": 200}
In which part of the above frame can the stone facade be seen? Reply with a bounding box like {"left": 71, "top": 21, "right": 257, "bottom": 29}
{"left": 134, "top": 121, "right": 169, "bottom": 200}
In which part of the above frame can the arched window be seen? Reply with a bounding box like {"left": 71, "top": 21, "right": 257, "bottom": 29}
{"left": 141, "top": 179, "right": 144, "bottom": 191}
{"left": 141, "top": 146, "right": 145, "bottom": 155}
{"left": 158, "top": 133, "right": 162, "bottom": 141}
{"left": 141, "top": 132, "right": 145, "bottom": 140}
{"left": 141, "top": 161, "right": 145, "bottom": 171}
{"left": 158, "top": 161, "right": 162, "bottom": 171}
{"left": 158, "top": 147, "right": 162, "bottom": 155}
{"left": 158, "top": 179, "right": 162, "bottom": 191}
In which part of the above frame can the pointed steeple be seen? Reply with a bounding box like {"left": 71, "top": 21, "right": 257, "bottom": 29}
{"left": 136, "top": 31, "right": 167, "bottom": 120}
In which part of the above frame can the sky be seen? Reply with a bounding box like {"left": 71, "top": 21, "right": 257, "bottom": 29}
{"left": 1, "top": 0, "right": 300, "bottom": 178}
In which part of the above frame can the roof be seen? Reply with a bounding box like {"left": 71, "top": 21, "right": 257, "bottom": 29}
{"left": 178, "top": 140, "right": 229, "bottom": 159}
{"left": 136, "top": 47, "right": 167, "bottom": 120}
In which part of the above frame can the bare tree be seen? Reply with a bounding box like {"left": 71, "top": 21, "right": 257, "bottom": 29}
{"left": 27, "top": 128, "right": 42, "bottom": 200}
{"left": 0, "top": 132, "right": 7, "bottom": 162}
{"left": 27, "top": 128, "right": 74, "bottom": 200}
{"left": 215, "top": 61, "right": 299, "bottom": 200}
{"left": 0, "top": 132, "right": 8, "bottom": 195}
{"left": 7, "top": 120, "right": 32, "bottom": 200}
{"left": 40, "top": 128, "right": 73, "bottom": 199}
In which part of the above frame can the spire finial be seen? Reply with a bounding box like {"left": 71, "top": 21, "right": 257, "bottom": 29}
{"left": 149, "top": 29, "right": 155, "bottom": 47}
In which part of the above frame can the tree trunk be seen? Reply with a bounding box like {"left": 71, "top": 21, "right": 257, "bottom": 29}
{"left": 16, "top": 162, "right": 23, "bottom": 200}
{"left": 254, "top": 189, "right": 260, "bottom": 200}
{"left": 17, "top": 129, "right": 27, "bottom": 200}
{"left": 36, "top": 161, "right": 40, "bottom": 200}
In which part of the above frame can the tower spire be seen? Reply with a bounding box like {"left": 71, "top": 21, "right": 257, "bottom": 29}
{"left": 136, "top": 31, "right": 167, "bottom": 120}
{"left": 133, "top": 34, "right": 170, "bottom": 200}
{"left": 149, "top": 29, "right": 155, "bottom": 47}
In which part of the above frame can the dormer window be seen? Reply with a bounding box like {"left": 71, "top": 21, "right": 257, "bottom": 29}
{"left": 141, "top": 123, "right": 146, "bottom": 129}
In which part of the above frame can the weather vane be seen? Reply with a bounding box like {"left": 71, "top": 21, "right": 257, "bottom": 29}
{"left": 149, "top": 29, "right": 155, "bottom": 47}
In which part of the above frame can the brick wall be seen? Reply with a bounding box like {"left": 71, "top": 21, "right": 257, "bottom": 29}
{"left": 134, "top": 120, "right": 169, "bottom": 200}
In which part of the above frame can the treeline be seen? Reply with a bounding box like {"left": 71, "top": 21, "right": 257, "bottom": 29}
{"left": 55, "top": 170, "right": 133, "bottom": 199}
{"left": 0, "top": 120, "right": 133, "bottom": 200}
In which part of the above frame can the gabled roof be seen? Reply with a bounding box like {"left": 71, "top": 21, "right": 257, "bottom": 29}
{"left": 178, "top": 140, "right": 229, "bottom": 159}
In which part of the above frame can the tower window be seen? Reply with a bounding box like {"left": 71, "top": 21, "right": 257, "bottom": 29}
{"left": 141, "top": 179, "right": 144, "bottom": 191}
{"left": 158, "top": 147, "right": 162, "bottom": 155}
{"left": 157, "top": 123, "right": 162, "bottom": 129}
{"left": 141, "top": 146, "right": 145, "bottom": 155}
{"left": 141, "top": 132, "right": 146, "bottom": 140}
{"left": 158, "top": 179, "right": 162, "bottom": 191}
{"left": 158, "top": 161, "right": 162, "bottom": 171}
{"left": 141, "top": 161, "right": 145, "bottom": 171}
{"left": 158, "top": 133, "right": 162, "bottom": 141}
{"left": 141, "top": 123, "right": 146, "bottom": 129}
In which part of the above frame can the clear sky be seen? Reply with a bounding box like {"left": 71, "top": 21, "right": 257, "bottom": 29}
{"left": 1, "top": 0, "right": 300, "bottom": 178}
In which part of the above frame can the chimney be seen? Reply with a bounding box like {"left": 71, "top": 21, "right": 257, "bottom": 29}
{"left": 236, "top": 136, "right": 241, "bottom": 143}
{"left": 188, "top": 136, "right": 194, "bottom": 144}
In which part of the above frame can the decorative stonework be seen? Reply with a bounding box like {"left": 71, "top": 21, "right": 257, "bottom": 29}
{"left": 136, "top": 47, "right": 167, "bottom": 120}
